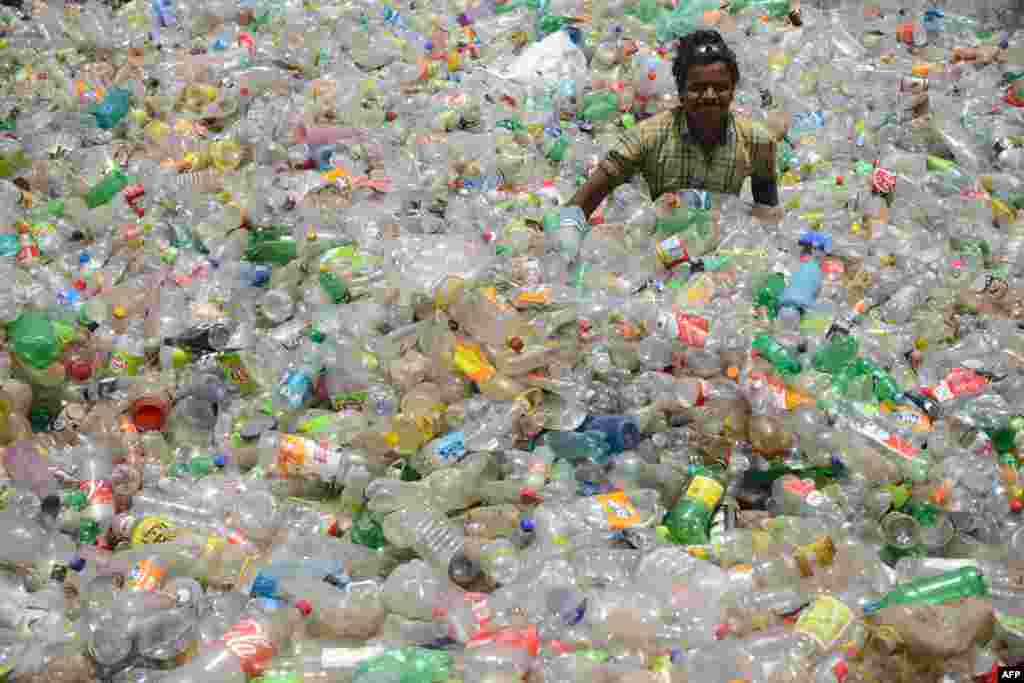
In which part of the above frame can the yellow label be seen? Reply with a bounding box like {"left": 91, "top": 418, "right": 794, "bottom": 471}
{"left": 685, "top": 475, "right": 724, "bottom": 509}
{"left": 686, "top": 545, "right": 710, "bottom": 560}
{"left": 452, "top": 341, "right": 496, "bottom": 384}
{"left": 596, "top": 491, "right": 641, "bottom": 529}
{"left": 751, "top": 530, "right": 774, "bottom": 555}
{"left": 205, "top": 535, "right": 227, "bottom": 556}
{"left": 131, "top": 516, "right": 177, "bottom": 546}
{"left": 796, "top": 535, "right": 836, "bottom": 571}
{"left": 794, "top": 596, "right": 853, "bottom": 649}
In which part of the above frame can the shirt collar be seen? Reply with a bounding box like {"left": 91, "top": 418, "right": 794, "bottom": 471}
{"left": 679, "top": 109, "right": 736, "bottom": 146}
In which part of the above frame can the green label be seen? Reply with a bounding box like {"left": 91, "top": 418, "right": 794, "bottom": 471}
{"left": 332, "top": 390, "right": 368, "bottom": 410}
{"left": 218, "top": 353, "right": 257, "bottom": 395}
{"left": 108, "top": 351, "right": 143, "bottom": 376}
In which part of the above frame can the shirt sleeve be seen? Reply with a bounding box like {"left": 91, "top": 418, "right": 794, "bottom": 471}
{"left": 598, "top": 125, "right": 646, "bottom": 191}
{"left": 751, "top": 133, "right": 779, "bottom": 207}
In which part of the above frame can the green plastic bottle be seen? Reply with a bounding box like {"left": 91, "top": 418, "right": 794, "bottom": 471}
{"left": 8, "top": 312, "right": 59, "bottom": 370}
{"left": 728, "top": 0, "right": 791, "bottom": 17}
{"left": 751, "top": 334, "right": 802, "bottom": 375}
{"left": 863, "top": 566, "right": 988, "bottom": 614}
{"left": 580, "top": 92, "right": 619, "bottom": 123}
{"left": 85, "top": 168, "right": 132, "bottom": 209}
{"left": 754, "top": 272, "right": 786, "bottom": 319}
{"left": 246, "top": 227, "right": 299, "bottom": 265}
{"left": 663, "top": 467, "right": 726, "bottom": 545}
{"left": 812, "top": 334, "right": 859, "bottom": 374}
{"left": 350, "top": 508, "right": 387, "bottom": 550}
{"left": 353, "top": 647, "right": 453, "bottom": 682}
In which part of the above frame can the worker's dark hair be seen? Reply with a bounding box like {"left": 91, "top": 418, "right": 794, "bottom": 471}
{"left": 672, "top": 30, "right": 740, "bottom": 94}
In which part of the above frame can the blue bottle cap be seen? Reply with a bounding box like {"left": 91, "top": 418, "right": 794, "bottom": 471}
{"left": 520, "top": 518, "right": 536, "bottom": 532}
{"left": 79, "top": 252, "right": 90, "bottom": 264}
{"left": 249, "top": 573, "right": 278, "bottom": 599}
{"left": 424, "top": 41, "right": 433, "bottom": 51}
{"left": 69, "top": 556, "right": 86, "bottom": 572}
{"left": 213, "top": 454, "right": 227, "bottom": 467}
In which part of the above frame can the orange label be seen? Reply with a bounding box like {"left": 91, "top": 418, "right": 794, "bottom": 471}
{"left": 596, "top": 490, "right": 641, "bottom": 529}
{"left": 514, "top": 289, "right": 551, "bottom": 307}
{"left": 277, "top": 435, "right": 308, "bottom": 476}
{"left": 452, "top": 341, "right": 496, "bottom": 384}
{"left": 127, "top": 559, "right": 167, "bottom": 592}
{"left": 220, "top": 619, "right": 275, "bottom": 677}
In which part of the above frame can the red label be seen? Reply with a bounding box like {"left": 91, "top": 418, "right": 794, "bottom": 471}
{"left": 783, "top": 478, "right": 816, "bottom": 498}
{"left": 923, "top": 367, "right": 989, "bottom": 403}
{"left": 467, "top": 625, "right": 540, "bottom": 657}
{"left": 674, "top": 311, "right": 709, "bottom": 348}
{"left": 871, "top": 167, "right": 896, "bottom": 194}
{"left": 821, "top": 258, "right": 845, "bottom": 275}
{"left": 220, "top": 619, "right": 275, "bottom": 677}
{"left": 81, "top": 479, "right": 114, "bottom": 507}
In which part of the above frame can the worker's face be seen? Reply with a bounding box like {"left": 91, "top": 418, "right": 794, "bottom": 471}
{"left": 681, "top": 62, "right": 735, "bottom": 128}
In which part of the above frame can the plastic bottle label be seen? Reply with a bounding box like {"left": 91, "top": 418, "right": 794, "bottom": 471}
{"left": 452, "top": 342, "right": 496, "bottom": 384}
{"left": 218, "top": 353, "right": 257, "bottom": 395}
{"left": 108, "top": 352, "right": 143, "bottom": 376}
{"left": 466, "top": 624, "right": 540, "bottom": 656}
{"left": 923, "top": 367, "right": 989, "bottom": 403}
{"left": 321, "top": 645, "right": 387, "bottom": 669}
{"left": 673, "top": 310, "right": 709, "bottom": 348}
{"left": 80, "top": 479, "right": 114, "bottom": 519}
{"left": 685, "top": 475, "right": 724, "bottom": 509}
{"left": 783, "top": 478, "right": 816, "bottom": 499}
{"left": 127, "top": 559, "right": 167, "bottom": 592}
{"left": 857, "top": 422, "right": 919, "bottom": 460}
{"left": 596, "top": 490, "right": 641, "bottom": 529}
{"left": 276, "top": 435, "right": 341, "bottom": 482}
{"left": 220, "top": 619, "right": 276, "bottom": 677}
{"left": 131, "top": 516, "right": 178, "bottom": 546}
{"left": 432, "top": 431, "right": 467, "bottom": 463}
{"left": 656, "top": 235, "right": 689, "bottom": 269}
{"left": 795, "top": 596, "right": 853, "bottom": 649}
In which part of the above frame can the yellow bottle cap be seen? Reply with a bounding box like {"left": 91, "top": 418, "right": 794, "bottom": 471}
{"left": 112, "top": 305, "right": 127, "bottom": 319}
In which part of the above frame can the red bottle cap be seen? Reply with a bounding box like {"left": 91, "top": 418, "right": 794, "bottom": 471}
{"left": 833, "top": 660, "right": 849, "bottom": 682}
{"left": 295, "top": 599, "right": 313, "bottom": 616}
{"left": 68, "top": 359, "right": 93, "bottom": 382}
{"left": 1011, "top": 499, "right": 1023, "bottom": 513}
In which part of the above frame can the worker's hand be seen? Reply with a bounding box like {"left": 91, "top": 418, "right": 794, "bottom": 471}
{"left": 752, "top": 204, "right": 783, "bottom": 224}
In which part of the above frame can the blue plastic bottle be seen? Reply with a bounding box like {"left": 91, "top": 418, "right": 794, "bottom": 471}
{"left": 544, "top": 430, "right": 612, "bottom": 465}
{"left": 90, "top": 89, "right": 132, "bottom": 130}
{"left": 580, "top": 415, "right": 641, "bottom": 454}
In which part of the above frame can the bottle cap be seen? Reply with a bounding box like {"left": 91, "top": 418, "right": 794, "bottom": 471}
{"left": 295, "top": 599, "right": 313, "bottom": 616}
{"left": 69, "top": 556, "right": 86, "bottom": 572}
{"left": 520, "top": 518, "right": 535, "bottom": 532}
{"left": 112, "top": 305, "right": 127, "bottom": 319}
{"left": 213, "top": 453, "right": 228, "bottom": 467}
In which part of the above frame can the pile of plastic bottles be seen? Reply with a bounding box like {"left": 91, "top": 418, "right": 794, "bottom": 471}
{"left": 1, "top": 0, "right": 1024, "bottom": 680}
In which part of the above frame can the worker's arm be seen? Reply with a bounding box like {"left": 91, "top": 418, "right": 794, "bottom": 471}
{"left": 751, "top": 135, "right": 783, "bottom": 223}
{"left": 566, "top": 166, "right": 616, "bottom": 221}
{"left": 567, "top": 125, "right": 646, "bottom": 221}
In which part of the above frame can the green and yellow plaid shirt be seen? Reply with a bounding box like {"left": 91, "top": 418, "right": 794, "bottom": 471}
{"left": 599, "top": 108, "right": 777, "bottom": 200}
